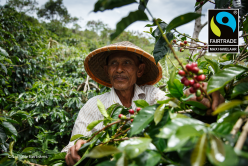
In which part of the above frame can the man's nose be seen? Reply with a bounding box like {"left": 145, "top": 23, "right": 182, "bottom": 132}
{"left": 116, "top": 64, "right": 124, "bottom": 73}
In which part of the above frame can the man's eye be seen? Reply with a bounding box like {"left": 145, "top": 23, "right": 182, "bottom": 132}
{"left": 124, "top": 61, "right": 130, "bottom": 64}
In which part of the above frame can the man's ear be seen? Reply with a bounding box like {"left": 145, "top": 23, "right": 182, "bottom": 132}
{"left": 104, "top": 65, "right": 109, "bottom": 77}
{"left": 137, "top": 63, "right": 145, "bottom": 78}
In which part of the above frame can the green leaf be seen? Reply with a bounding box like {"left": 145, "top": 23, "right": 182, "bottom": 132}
{"left": 207, "top": 66, "right": 246, "bottom": 94}
{"left": 93, "top": 0, "right": 137, "bottom": 12}
{"left": 1, "top": 122, "right": 17, "bottom": 136}
{"left": 132, "top": 150, "right": 161, "bottom": 166}
{"left": 0, "top": 63, "right": 7, "bottom": 74}
{"left": 215, "top": 0, "right": 230, "bottom": 8}
{"left": 118, "top": 138, "right": 151, "bottom": 159}
{"left": 111, "top": 107, "right": 123, "bottom": 132}
{"left": 157, "top": 118, "right": 204, "bottom": 139}
{"left": 217, "top": 144, "right": 238, "bottom": 166}
{"left": 190, "top": 134, "right": 207, "bottom": 166}
{"left": 212, "top": 100, "right": 243, "bottom": 115}
{"left": 0, "top": 47, "right": 9, "bottom": 57}
{"left": 96, "top": 160, "right": 116, "bottom": 166}
{"left": 133, "top": 99, "right": 149, "bottom": 108}
{"left": 153, "top": 33, "right": 173, "bottom": 63}
{"left": 87, "top": 120, "right": 104, "bottom": 132}
{"left": 97, "top": 99, "right": 109, "bottom": 118}
{"left": 0, "top": 126, "right": 6, "bottom": 143}
{"left": 166, "top": 12, "right": 202, "bottom": 32}
{"left": 152, "top": 22, "right": 168, "bottom": 38}
{"left": 107, "top": 103, "right": 120, "bottom": 116}
{"left": 205, "top": 57, "right": 220, "bottom": 74}
{"left": 130, "top": 105, "right": 158, "bottom": 136}
{"left": 167, "top": 79, "right": 184, "bottom": 99}
{"left": 184, "top": 101, "right": 207, "bottom": 110}
{"left": 116, "top": 152, "right": 128, "bottom": 166}
{"left": 110, "top": 10, "right": 149, "bottom": 40}
{"left": 87, "top": 145, "right": 121, "bottom": 158}
{"left": 70, "top": 134, "right": 84, "bottom": 142}
{"left": 231, "top": 82, "right": 248, "bottom": 98}
{"left": 22, "top": 147, "right": 35, "bottom": 153}
{"left": 207, "top": 135, "right": 225, "bottom": 165}
{"left": 9, "top": 141, "right": 14, "bottom": 155}
{"left": 156, "top": 99, "right": 170, "bottom": 104}
{"left": 154, "top": 104, "right": 166, "bottom": 125}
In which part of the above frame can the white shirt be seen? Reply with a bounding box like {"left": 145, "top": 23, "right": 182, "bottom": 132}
{"left": 61, "top": 84, "right": 168, "bottom": 153}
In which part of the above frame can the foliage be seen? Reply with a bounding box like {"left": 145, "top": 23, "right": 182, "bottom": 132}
{"left": 1, "top": 0, "right": 248, "bottom": 166}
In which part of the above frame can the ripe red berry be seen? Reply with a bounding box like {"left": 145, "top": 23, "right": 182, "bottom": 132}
{"left": 184, "top": 80, "right": 190, "bottom": 86}
{"left": 201, "top": 82, "right": 205, "bottom": 87}
{"left": 197, "top": 74, "right": 206, "bottom": 81}
{"left": 200, "top": 1, "right": 204, "bottom": 5}
{"left": 184, "top": 41, "right": 187, "bottom": 44}
{"left": 189, "top": 87, "right": 196, "bottom": 93}
{"left": 173, "top": 39, "right": 177, "bottom": 43}
{"left": 193, "top": 75, "right": 198, "bottom": 80}
{"left": 118, "top": 114, "right": 123, "bottom": 119}
{"left": 128, "top": 109, "right": 135, "bottom": 114}
{"left": 181, "top": 76, "right": 187, "bottom": 84}
{"left": 192, "top": 62, "right": 198, "bottom": 67}
{"left": 189, "top": 79, "right": 195, "bottom": 86}
{"left": 180, "top": 42, "right": 184, "bottom": 47}
{"left": 180, "top": 48, "right": 184, "bottom": 52}
{"left": 186, "top": 64, "right": 193, "bottom": 71}
{"left": 193, "top": 83, "right": 200, "bottom": 89}
{"left": 191, "top": 67, "right": 199, "bottom": 74}
{"left": 131, "top": 119, "right": 133, "bottom": 122}
{"left": 136, "top": 107, "right": 141, "bottom": 112}
{"left": 178, "top": 70, "right": 186, "bottom": 76}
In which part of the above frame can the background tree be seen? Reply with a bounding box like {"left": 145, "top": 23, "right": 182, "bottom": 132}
{"left": 6, "top": 0, "right": 38, "bottom": 14}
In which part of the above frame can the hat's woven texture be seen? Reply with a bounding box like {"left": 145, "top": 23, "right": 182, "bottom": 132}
{"left": 84, "top": 41, "right": 162, "bottom": 87}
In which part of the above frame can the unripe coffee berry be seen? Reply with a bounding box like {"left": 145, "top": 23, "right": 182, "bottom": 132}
{"left": 196, "top": 89, "right": 201, "bottom": 97}
{"left": 180, "top": 48, "right": 184, "bottom": 52}
{"left": 178, "top": 70, "right": 186, "bottom": 76}
{"left": 118, "top": 114, "right": 123, "bottom": 119}
{"left": 180, "top": 42, "right": 184, "bottom": 47}
{"left": 121, "top": 115, "right": 127, "bottom": 120}
{"left": 130, "top": 115, "right": 135, "bottom": 119}
{"left": 128, "top": 109, "right": 135, "bottom": 114}
{"left": 198, "top": 69, "right": 204, "bottom": 75}
{"left": 136, "top": 107, "right": 141, "bottom": 112}
{"left": 189, "top": 79, "right": 195, "bottom": 86}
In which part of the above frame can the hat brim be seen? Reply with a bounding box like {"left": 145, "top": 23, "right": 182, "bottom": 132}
{"left": 84, "top": 44, "right": 163, "bottom": 87}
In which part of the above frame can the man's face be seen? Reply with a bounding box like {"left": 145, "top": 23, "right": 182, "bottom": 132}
{"left": 104, "top": 52, "right": 145, "bottom": 91}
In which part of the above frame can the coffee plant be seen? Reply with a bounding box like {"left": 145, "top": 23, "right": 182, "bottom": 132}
{"left": 1, "top": 0, "right": 248, "bottom": 166}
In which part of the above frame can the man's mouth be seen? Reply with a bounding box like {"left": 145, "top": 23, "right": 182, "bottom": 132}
{"left": 113, "top": 75, "right": 128, "bottom": 81}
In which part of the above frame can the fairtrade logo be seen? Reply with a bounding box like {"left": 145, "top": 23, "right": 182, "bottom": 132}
{"left": 210, "top": 11, "right": 236, "bottom": 37}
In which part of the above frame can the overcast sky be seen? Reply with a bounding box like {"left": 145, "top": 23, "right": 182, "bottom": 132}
{"left": 1, "top": 0, "right": 242, "bottom": 44}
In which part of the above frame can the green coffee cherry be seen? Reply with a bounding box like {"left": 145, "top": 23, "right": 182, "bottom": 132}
{"left": 196, "top": 89, "right": 201, "bottom": 97}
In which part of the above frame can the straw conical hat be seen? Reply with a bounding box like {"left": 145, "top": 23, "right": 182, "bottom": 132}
{"left": 84, "top": 41, "right": 162, "bottom": 87}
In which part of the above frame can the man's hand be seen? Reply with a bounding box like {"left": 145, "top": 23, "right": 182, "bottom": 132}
{"left": 184, "top": 83, "right": 225, "bottom": 115}
{"left": 65, "top": 140, "right": 86, "bottom": 166}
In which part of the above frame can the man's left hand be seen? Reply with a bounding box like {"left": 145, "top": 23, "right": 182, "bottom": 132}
{"left": 184, "top": 83, "right": 225, "bottom": 115}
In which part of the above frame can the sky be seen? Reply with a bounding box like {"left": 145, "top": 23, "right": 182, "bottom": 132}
{"left": 0, "top": 0, "right": 243, "bottom": 45}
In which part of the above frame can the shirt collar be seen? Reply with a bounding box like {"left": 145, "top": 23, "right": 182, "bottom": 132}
{"left": 108, "top": 84, "right": 145, "bottom": 108}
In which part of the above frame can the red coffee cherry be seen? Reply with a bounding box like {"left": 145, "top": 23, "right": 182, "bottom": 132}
{"left": 189, "top": 79, "right": 195, "bottom": 86}
{"left": 196, "top": 95, "right": 203, "bottom": 101}
{"left": 193, "top": 75, "right": 198, "bottom": 80}
{"left": 136, "top": 107, "right": 141, "bottom": 112}
{"left": 118, "top": 114, "right": 123, "bottom": 119}
{"left": 184, "top": 80, "right": 190, "bottom": 86}
{"left": 193, "top": 83, "right": 200, "bottom": 89}
{"left": 180, "top": 48, "right": 184, "bottom": 52}
{"left": 173, "top": 39, "right": 177, "bottom": 43}
{"left": 189, "top": 87, "right": 196, "bottom": 93}
{"left": 200, "top": 1, "right": 204, "bottom": 5}
{"left": 180, "top": 42, "right": 184, "bottom": 47}
{"left": 181, "top": 76, "right": 187, "bottom": 84}
{"left": 131, "top": 119, "right": 133, "bottom": 122}
{"left": 201, "top": 82, "right": 205, "bottom": 87}
{"left": 191, "top": 67, "right": 199, "bottom": 74}
{"left": 184, "top": 41, "right": 187, "bottom": 44}
{"left": 197, "top": 74, "right": 206, "bottom": 81}
{"left": 128, "top": 109, "right": 135, "bottom": 114}
{"left": 186, "top": 64, "right": 193, "bottom": 71}
{"left": 178, "top": 70, "right": 186, "bottom": 76}
{"left": 192, "top": 62, "right": 198, "bottom": 67}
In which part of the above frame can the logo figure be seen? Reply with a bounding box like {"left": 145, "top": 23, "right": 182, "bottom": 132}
{"left": 210, "top": 11, "right": 236, "bottom": 37}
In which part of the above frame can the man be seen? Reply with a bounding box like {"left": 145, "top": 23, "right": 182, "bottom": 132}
{"left": 62, "top": 41, "right": 224, "bottom": 166}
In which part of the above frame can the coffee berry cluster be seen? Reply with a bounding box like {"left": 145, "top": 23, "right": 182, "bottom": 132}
{"left": 178, "top": 62, "right": 206, "bottom": 101}
{"left": 118, "top": 107, "right": 141, "bottom": 122}
{"left": 173, "top": 39, "right": 188, "bottom": 52}
{"left": 196, "top": 0, "right": 204, "bottom": 5}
